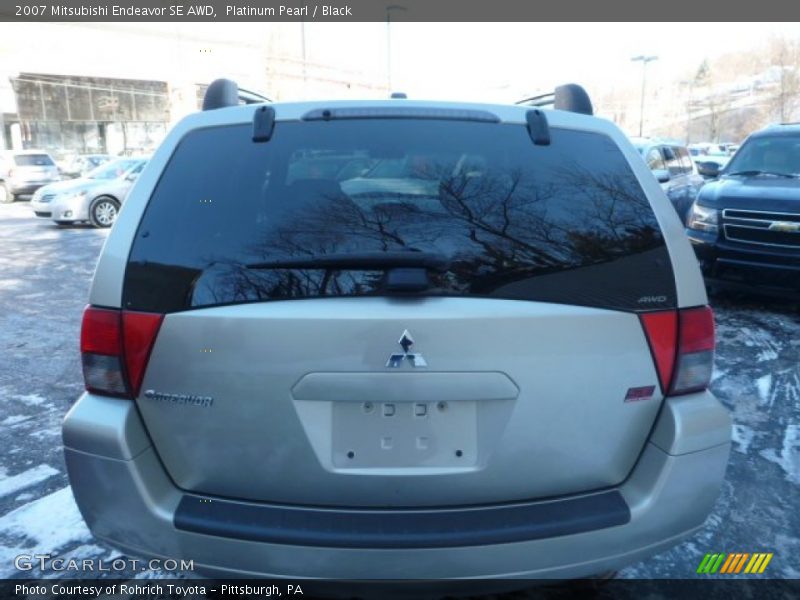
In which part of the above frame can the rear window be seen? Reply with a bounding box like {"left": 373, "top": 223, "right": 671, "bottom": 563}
{"left": 14, "top": 154, "right": 54, "bottom": 166}
{"left": 123, "top": 119, "right": 676, "bottom": 313}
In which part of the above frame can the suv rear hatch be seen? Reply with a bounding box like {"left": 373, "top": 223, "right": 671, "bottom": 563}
{"left": 117, "top": 114, "right": 678, "bottom": 507}
{"left": 13, "top": 153, "right": 58, "bottom": 182}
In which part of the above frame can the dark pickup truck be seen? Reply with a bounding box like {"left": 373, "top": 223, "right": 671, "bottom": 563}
{"left": 686, "top": 124, "right": 800, "bottom": 295}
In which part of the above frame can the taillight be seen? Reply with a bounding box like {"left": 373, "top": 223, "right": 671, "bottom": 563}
{"left": 639, "top": 310, "right": 678, "bottom": 392}
{"left": 80, "top": 307, "right": 126, "bottom": 396}
{"left": 671, "top": 306, "right": 715, "bottom": 395}
{"left": 80, "top": 306, "right": 163, "bottom": 398}
{"left": 640, "top": 306, "right": 715, "bottom": 396}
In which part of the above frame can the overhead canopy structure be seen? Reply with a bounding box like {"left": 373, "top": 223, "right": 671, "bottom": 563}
{"left": 10, "top": 72, "right": 169, "bottom": 122}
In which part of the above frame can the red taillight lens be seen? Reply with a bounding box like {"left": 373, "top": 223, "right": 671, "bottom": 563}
{"left": 639, "top": 311, "right": 678, "bottom": 392}
{"left": 671, "top": 306, "right": 715, "bottom": 396}
{"left": 80, "top": 306, "right": 163, "bottom": 398}
{"left": 80, "top": 307, "right": 121, "bottom": 356}
{"left": 640, "top": 306, "right": 715, "bottom": 397}
{"left": 122, "top": 311, "right": 164, "bottom": 397}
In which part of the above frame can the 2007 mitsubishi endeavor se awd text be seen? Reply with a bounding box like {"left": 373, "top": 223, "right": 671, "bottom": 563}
{"left": 63, "top": 80, "right": 731, "bottom": 581}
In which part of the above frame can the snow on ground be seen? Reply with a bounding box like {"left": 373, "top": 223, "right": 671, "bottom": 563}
{"left": 731, "top": 423, "right": 756, "bottom": 455}
{"left": 0, "top": 487, "right": 92, "bottom": 577}
{"left": 15, "top": 394, "right": 47, "bottom": 406}
{"left": 756, "top": 374, "right": 773, "bottom": 405}
{"left": 0, "top": 464, "right": 59, "bottom": 499}
{"left": 760, "top": 424, "right": 800, "bottom": 485}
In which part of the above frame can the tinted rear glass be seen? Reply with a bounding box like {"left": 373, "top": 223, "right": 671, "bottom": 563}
{"left": 14, "top": 154, "right": 54, "bottom": 166}
{"left": 124, "top": 119, "right": 675, "bottom": 313}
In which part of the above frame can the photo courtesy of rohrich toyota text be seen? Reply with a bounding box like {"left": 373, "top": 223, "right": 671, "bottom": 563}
{"left": 0, "top": 1, "right": 798, "bottom": 599}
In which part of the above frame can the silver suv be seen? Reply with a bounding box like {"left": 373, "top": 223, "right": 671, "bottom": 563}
{"left": 0, "top": 150, "right": 61, "bottom": 202}
{"left": 64, "top": 80, "right": 731, "bottom": 583}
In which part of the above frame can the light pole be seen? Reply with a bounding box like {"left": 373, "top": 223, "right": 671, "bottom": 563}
{"left": 386, "top": 5, "right": 407, "bottom": 92}
{"left": 631, "top": 55, "right": 658, "bottom": 137}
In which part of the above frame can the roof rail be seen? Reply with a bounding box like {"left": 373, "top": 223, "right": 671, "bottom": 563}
{"left": 516, "top": 83, "right": 593, "bottom": 116}
{"left": 202, "top": 78, "right": 271, "bottom": 111}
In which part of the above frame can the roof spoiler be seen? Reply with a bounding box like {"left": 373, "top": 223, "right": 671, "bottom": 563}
{"left": 516, "top": 84, "right": 593, "bottom": 116}
{"left": 202, "top": 78, "right": 271, "bottom": 110}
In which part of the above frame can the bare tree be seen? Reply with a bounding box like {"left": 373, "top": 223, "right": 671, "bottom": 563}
{"left": 691, "top": 60, "right": 732, "bottom": 142}
{"left": 727, "top": 106, "right": 764, "bottom": 143}
{"left": 766, "top": 36, "right": 800, "bottom": 123}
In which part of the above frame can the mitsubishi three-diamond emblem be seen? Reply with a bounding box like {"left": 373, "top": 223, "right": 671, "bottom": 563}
{"left": 399, "top": 330, "right": 414, "bottom": 353}
{"left": 386, "top": 329, "right": 428, "bottom": 368}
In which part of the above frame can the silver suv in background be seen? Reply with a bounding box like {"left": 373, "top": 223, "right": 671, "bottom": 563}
{"left": 633, "top": 138, "right": 706, "bottom": 221}
{"left": 63, "top": 80, "right": 731, "bottom": 585}
{"left": 0, "top": 150, "right": 61, "bottom": 202}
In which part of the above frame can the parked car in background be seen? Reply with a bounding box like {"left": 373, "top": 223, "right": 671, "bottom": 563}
{"left": 60, "top": 154, "right": 113, "bottom": 179}
{"left": 0, "top": 150, "right": 61, "bottom": 203}
{"left": 31, "top": 157, "right": 147, "bottom": 228}
{"left": 687, "top": 123, "right": 800, "bottom": 294}
{"left": 690, "top": 142, "right": 737, "bottom": 156}
{"left": 632, "top": 138, "right": 706, "bottom": 221}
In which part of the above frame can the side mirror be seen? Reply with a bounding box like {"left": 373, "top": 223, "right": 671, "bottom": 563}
{"left": 696, "top": 161, "right": 721, "bottom": 179}
{"left": 653, "top": 169, "right": 670, "bottom": 183}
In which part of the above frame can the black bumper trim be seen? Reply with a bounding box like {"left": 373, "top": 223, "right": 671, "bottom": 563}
{"left": 174, "top": 490, "right": 630, "bottom": 549}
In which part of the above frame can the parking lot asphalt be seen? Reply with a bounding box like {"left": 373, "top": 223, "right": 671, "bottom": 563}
{"left": 0, "top": 201, "right": 797, "bottom": 581}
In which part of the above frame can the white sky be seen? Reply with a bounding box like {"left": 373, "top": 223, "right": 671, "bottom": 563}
{"left": 1, "top": 21, "right": 799, "bottom": 104}
{"left": 299, "top": 22, "right": 800, "bottom": 101}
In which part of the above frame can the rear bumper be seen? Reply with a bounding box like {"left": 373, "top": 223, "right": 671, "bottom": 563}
{"left": 63, "top": 392, "right": 731, "bottom": 579}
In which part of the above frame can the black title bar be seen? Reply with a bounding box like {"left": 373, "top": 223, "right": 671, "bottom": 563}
{"left": 2, "top": 0, "right": 800, "bottom": 22}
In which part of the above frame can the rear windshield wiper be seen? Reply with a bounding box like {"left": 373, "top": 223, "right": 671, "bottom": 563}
{"left": 725, "top": 170, "right": 798, "bottom": 178}
{"left": 246, "top": 251, "right": 451, "bottom": 272}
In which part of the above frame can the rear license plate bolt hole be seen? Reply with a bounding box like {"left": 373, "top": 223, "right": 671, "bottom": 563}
{"left": 347, "top": 450, "right": 355, "bottom": 459}
{"left": 455, "top": 449, "right": 463, "bottom": 458}
{"left": 363, "top": 402, "right": 374, "bottom": 413}
{"left": 437, "top": 401, "right": 447, "bottom": 412}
